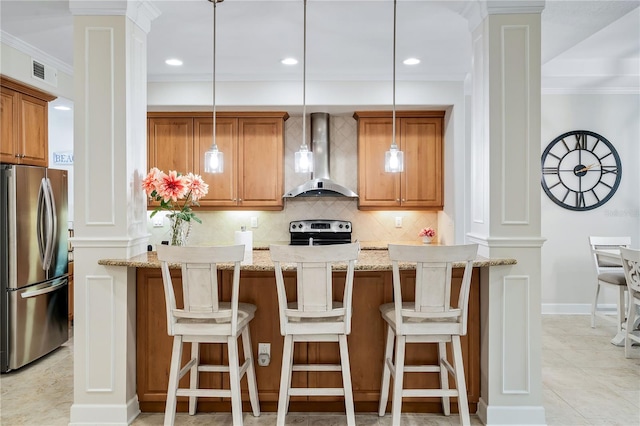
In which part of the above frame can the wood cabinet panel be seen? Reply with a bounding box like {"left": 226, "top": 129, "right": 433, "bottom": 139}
{"left": 68, "top": 262, "right": 74, "bottom": 323}
{"left": 401, "top": 117, "right": 443, "bottom": 208}
{"left": 355, "top": 111, "right": 444, "bottom": 210}
{"left": 194, "top": 117, "right": 237, "bottom": 206}
{"left": 238, "top": 118, "right": 284, "bottom": 208}
{"left": 136, "top": 266, "right": 479, "bottom": 413}
{"left": 147, "top": 117, "right": 194, "bottom": 174}
{"left": 1, "top": 88, "right": 19, "bottom": 162}
{"left": 1, "top": 77, "right": 55, "bottom": 166}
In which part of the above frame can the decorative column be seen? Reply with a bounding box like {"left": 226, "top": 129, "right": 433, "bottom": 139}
{"left": 465, "top": 1, "right": 547, "bottom": 424}
{"left": 68, "top": 1, "right": 159, "bottom": 424}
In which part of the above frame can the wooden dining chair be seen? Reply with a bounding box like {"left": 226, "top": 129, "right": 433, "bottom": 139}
{"left": 269, "top": 242, "right": 360, "bottom": 426}
{"left": 378, "top": 243, "right": 478, "bottom": 426}
{"left": 157, "top": 245, "right": 260, "bottom": 426}
{"left": 620, "top": 247, "right": 640, "bottom": 358}
{"left": 588, "top": 236, "right": 631, "bottom": 334}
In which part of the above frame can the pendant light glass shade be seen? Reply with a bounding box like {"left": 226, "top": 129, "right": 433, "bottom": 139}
{"left": 384, "top": 0, "right": 404, "bottom": 173}
{"left": 204, "top": 0, "right": 224, "bottom": 174}
{"left": 294, "top": 0, "right": 313, "bottom": 173}
{"left": 385, "top": 146, "right": 404, "bottom": 172}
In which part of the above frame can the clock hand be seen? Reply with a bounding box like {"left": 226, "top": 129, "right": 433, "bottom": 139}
{"left": 577, "top": 163, "right": 597, "bottom": 173}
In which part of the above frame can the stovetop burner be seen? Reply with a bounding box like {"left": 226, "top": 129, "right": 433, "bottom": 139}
{"left": 289, "top": 219, "right": 352, "bottom": 246}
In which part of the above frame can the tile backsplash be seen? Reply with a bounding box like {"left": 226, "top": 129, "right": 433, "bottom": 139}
{"left": 146, "top": 114, "right": 437, "bottom": 247}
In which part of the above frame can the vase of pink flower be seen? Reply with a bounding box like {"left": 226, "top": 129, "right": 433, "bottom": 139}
{"left": 418, "top": 227, "right": 436, "bottom": 244}
{"left": 142, "top": 167, "right": 209, "bottom": 246}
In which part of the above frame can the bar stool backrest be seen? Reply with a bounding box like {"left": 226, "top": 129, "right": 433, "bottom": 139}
{"left": 156, "top": 244, "right": 245, "bottom": 336}
{"left": 620, "top": 247, "right": 640, "bottom": 294}
{"left": 387, "top": 244, "right": 478, "bottom": 336}
{"left": 589, "top": 236, "right": 631, "bottom": 270}
{"left": 269, "top": 242, "right": 360, "bottom": 335}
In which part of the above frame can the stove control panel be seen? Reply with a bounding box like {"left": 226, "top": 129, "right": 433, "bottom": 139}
{"left": 289, "top": 219, "right": 352, "bottom": 233}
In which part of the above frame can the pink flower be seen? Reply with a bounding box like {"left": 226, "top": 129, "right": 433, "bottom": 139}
{"left": 418, "top": 227, "right": 436, "bottom": 238}
{"left": 184, "top": 173, "right": 209, "bottom": 201}
{"left": 142, "top": 167, "right": 162, "bottom": 195}
{"left": 157, "top": 170, "right": 188, "bottom": 203}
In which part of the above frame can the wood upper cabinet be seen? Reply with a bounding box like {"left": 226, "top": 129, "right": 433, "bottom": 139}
{"left": 354, "top": 111, "right": 444, "bottom": 210}
{"left": 147, "top": 112, "right": 288, "bottom": 210}
{"left": 1, "top": 76, "right": 56, "bottom": 166}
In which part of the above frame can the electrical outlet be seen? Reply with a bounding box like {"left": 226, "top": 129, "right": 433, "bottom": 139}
{"left": 395, "top": 217, "right": 402, "bottom": 228}
{"left": 153, "top": 216, "right": 164, "bottom": 228}
{"left": 251, "top": 216, "right": 258, "bottom": 228}
{"left": 258, "top": 343, "right": 270, "bottom": 357}
{"left": 258, "top": 343, "right": 271, "bottom": 367}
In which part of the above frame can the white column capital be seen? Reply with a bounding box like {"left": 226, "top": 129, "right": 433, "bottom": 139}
{"left": 69, "top": 0, "right": 160, "bottom": 33}
{"left": 461, "top": 0, "right": 545, "bottom": 32}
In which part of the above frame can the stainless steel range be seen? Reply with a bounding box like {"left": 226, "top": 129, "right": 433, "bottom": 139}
{"left": 289, "top": 219, "right": 352, "bottom": 246}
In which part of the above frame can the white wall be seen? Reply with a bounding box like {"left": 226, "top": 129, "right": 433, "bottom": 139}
{"left": 48, "top": 101, "right": 75, "bottom": 222}
{"left": 541, "top": 94, "right": 640, "bottom": 313}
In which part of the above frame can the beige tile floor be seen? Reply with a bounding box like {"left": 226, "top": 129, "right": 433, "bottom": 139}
{"left": 1, "top": 315, "right": 638, "bottom": 425}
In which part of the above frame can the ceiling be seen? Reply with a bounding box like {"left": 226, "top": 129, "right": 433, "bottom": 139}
{"left": 1, "top": 0, "right": 638, "bottom": 94}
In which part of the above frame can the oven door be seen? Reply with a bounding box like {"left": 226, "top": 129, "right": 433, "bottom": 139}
{"left": 290, "top": 232, "right": 352, "bottom": 245}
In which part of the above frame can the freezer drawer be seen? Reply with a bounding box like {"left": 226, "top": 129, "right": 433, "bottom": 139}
{"left": 6, "top": 278, "right": 68, "bottom": 371}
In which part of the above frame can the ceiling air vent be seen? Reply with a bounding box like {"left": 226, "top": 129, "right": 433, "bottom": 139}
{"left": 31, "top": 58, "right": 58, "bottom": 87}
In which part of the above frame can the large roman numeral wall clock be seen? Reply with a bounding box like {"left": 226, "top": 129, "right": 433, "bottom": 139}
{"left": 541, "top": 130, "right": 622, "bottom": 211}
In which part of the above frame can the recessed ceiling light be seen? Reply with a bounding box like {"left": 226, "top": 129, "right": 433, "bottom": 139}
{"left": 165, "top": 58, "right": 183, "bottom": 66}
{"left": 281, "top": 58, "right": 298, "bottom": 65}
{"left": 54, "top": 105, "right": 71, "bottom": 111}
{"left": 403, "top": 58, "right": 420, "bottom": 65}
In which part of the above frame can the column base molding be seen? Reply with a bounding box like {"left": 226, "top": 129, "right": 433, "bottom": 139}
{"left": 477, "top": 398, "right": 546, "bottom": 425}
{"left": 69, "top": 396, "right": 140, "bottom": 425}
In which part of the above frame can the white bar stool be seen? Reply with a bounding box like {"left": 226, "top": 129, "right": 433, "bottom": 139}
{"left": 157, "top": 245, "right": 260, "bottom": 426}
{"left": 378, "top": 243, "right": 478, "bottom": 426}
{"left": 269, "top": 242, "right": 360, "bottom": 426}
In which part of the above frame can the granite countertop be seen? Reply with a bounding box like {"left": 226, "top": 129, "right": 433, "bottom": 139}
{"left": 98, "top": 243, "right": 516, "bottom": 271}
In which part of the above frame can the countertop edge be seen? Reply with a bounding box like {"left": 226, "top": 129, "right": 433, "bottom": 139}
{"left": 98, "top": 249, "right": 517, "bottom": 271}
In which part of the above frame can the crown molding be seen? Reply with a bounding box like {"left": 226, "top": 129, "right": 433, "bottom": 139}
{"left": 0, "top": 31, "right": 73, "bottom": 76}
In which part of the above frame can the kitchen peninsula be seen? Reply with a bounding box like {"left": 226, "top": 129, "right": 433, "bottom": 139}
{"left": 99, "top": 246, "right": 516, "bottom": 415}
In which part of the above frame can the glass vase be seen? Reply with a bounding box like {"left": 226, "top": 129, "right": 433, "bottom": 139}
{"left": 422, "top": 236, "right": 433, "bottom": 244}
{"left": 169, "top": 216, "right": 191, "bottom": 246}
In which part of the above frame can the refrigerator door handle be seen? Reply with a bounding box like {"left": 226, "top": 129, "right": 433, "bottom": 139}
{"left": 43, "top": 177, "right": 57, "bottom": 270}
{"left": 36, "top": 178, "right": 48, "bottom": 268}
{"left": 20, "top": 279, "right": 67, "bottom": 299}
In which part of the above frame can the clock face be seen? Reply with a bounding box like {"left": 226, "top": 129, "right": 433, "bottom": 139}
{"left": 541, "top": 130, "right": 622, "bottom": 211}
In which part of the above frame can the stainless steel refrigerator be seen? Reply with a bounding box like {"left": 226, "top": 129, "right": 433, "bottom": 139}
{"left": 1, "top": 164, "right": 69, "bottom": 373}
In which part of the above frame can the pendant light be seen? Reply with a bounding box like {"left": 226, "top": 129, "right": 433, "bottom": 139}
{"left": 294, "top": 0, "right": 313, "bottom": 173}
{"left": 384, "top": 0, "right": 404, "bottom": 173}
{"left": 204, "top": 0, "right": 224, "bottom": 174}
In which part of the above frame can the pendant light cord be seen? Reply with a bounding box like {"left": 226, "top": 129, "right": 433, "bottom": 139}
{"left": 302, "top": 0, "right": 307, "bottom": 150}
{"left": 392, "top": 0, "right": 397, "bottom": 149}
{"left": 212, "top": 0, "right": 218, "bottom": 149}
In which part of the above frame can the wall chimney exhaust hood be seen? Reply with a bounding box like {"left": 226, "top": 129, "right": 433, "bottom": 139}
{"left": 284, "top": 112, "right": 358, "bottom": 198}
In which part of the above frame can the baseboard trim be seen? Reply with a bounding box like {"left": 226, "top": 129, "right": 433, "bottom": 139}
{"left": 69, "top": 396, "right": 140, "bottom": 425}
{"left": 478, "top": 398, "right": 546, "bottom": 425}
{"left": 541, "top": 303, "right": 616, "bottom": 315}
